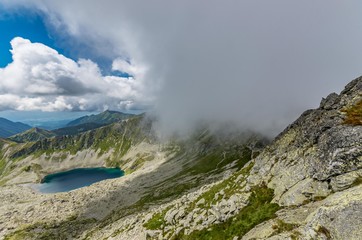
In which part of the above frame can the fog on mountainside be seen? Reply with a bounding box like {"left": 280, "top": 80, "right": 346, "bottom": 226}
{"left": 2, "top": 1, "right": 362, "bottom": 137}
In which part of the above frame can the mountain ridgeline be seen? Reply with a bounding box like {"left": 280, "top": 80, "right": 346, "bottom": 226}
{"left": 0, "top": 117, "right": 31, "bottom": 138}
{"left": 0, "top": 78, "right": 361, "bottom": 240}
{"left": 8, "top": 127, "right": 56, "bottom": 143}
{"left": 6, "top": 110, "right": 136, "bottom": 143}
{"left": 66, "top": 110, "right": 134, "bottom": 127}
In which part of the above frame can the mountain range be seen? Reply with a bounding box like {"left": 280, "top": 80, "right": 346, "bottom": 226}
{"left": 0, "top": 78, "right": 361, "bottom": 239}
{"left": 66, "top": 110, "right": 134, "bottom": 127}
{"left": 0, "top": 117, "right": 31, "bottom": 138}
{"left": 5, "top": 110, "right": 135, "bottom": 143}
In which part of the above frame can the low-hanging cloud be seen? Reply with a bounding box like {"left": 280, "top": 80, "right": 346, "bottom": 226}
{"left": 0, "top": 37, "right": 148, "bottom": 112}
{"left": 2, "top": 0, "right": 362, "bottom": 135}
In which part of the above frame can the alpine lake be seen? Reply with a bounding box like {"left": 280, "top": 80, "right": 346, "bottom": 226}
{"left": 37, "top": 167, "right": 124, "bottom": 193}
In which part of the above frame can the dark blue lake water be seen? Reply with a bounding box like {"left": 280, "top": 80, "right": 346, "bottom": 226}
{"left": 37, "top": 167, "right": 124, "bottom": 193}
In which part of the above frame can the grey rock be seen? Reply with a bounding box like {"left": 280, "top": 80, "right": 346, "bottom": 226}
{"left": 278, "top": 178, "right": 331, "bottom": 206}
{"left": 330, "top": 169, "right": 362, "bottom": 192}
{"left": 164, "top": 209, "right": 179, "bottom": 225}
{"left": 320, "top": 92, "right": 339, "bottom": 110}
{"left": 196, "top": 198, "right": 205, "bottom": 206}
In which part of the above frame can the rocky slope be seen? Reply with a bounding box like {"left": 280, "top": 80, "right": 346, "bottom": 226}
{"left": 0, "top": 77, "right": 361, "bottom": 240}
{"left": 88, "top": 76, "right": 361, "bottom": 240}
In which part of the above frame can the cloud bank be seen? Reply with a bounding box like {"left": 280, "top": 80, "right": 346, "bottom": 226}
{"left": 0, "top": 37, "right": 148, "bottom": 112}
{"left": 2, "top": 0, "right": 362, "bottom": 135}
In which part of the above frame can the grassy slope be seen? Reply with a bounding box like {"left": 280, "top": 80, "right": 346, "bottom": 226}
{"left": 9, "top": 128, "right": 56, "bottom": 143}
{"left": 7, "top": 115, "right": 153, "bottom": 164}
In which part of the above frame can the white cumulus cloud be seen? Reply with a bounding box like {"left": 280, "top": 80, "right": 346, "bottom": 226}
{"left": 0, "top": 37, "right": 150, "bottom": 111}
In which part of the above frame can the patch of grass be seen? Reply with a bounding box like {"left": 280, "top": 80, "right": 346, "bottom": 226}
{"left": 271, "top": 219, "right": 299, "bottom": 236}
{"left": 22, "top": 165, "right": 31, "bottom": 172}
{"left": 342, "top": 98, "right": 362, "bottom": 125}
{"left": 4, "top": 217, "right": 97, "bottom": 240}
{"left": 144, "top": 206, "right": 171, "bottom": 230}
{"left": 176, "top": 184, "right": 280, "bottom": 240}
{"left": 185, "top": 146, "right": 252, "bottom": 176}
{"left": 142, "top": 182, "right": 197, "bottom": 205}
{"left": 189, "top": 162, "right": 254, "bottom": 211}
{"left": 0, "top": 158, "right": 6, "bottom": 175}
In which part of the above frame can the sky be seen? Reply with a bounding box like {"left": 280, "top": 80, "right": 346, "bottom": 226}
{"left": 1, "top": 1, "right": 362, "bottom": 135}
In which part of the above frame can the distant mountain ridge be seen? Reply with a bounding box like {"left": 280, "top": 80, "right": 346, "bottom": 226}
{"left": 0, "top": 117, "right": 31, "bottom": 138}
{"left": 66, "top": 110, "right": 134, "bottom": 127}
{"left": 8, "top": 127, "right": 56, "bottom": 142}
{"left": 6, "top": 111, "right": 136, "bottom": 142}
{"left": 53, "top": 122, "right": 104, "bottom": 136}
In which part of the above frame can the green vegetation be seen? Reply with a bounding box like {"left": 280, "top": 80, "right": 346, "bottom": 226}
{"left": 185, "top": 146, "right": 251, "bottom": 176}
{"left": 97, "top": 137, "right": 257, "bottom": 233}
{"left": 4, "top": 217, "right": 97, "bottom": 240}
{"left": 112, "top": 133, "right": 257, "bottom": 221}
{"left": 124, "top": 154, "right": 155, "bottom": 174}
{"left": 189, "top": 162, "right": 254, "bottom": 211}
{"left": 9, "top": 128, "right": 56, "bottom": 143}
{"left": 0, "top": 158, "right": 6, "bottom": 175}
{"left": 137, "top": 148, "right": 252, "bottom": 210}
{"left": 177, "top": 185, "right": 279, "bottom": 240}
{"left": 271, "top": 219, "right": 299, "bottom": 236}
{"left": 8, "top": 115, "right": 152, "bottom": 168}
{"left": 342, "top": 98, "right": 362, "bottom": 125}
{"left": 143, "top": 207, "right": 172, "bottom": 230}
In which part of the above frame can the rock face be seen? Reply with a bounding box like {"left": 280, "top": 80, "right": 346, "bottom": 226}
{"left": 0, "top": 77, "right": 361, "bottom": 240}
{"left": 250, "top": 77, "right": 362, "bottom": 201}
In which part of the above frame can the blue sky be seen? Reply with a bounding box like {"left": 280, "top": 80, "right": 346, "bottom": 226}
{"left": 0, "top": 10, "right": 95, "bottom": 122}
{"left": 0, "top": 4, "right": 145, "bottom": 122}
{"left": 0, "top": 6, "right": 132, "bottom": 75}
{"left": 0, "top": 9, "right": 60, "bottom": 67}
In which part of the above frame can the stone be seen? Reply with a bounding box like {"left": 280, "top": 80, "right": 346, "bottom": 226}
{"left": 303, "top": 185, "right": 362, "bottom": 239}
{"left": 320, "top": 92, "right": 339, "bottom": 110}
{"left": 278, "top": 178, "right": 331, "bottom": 206}
{"left": 196, "top": 198, "right": 205, "bottom": 206}
{"left": 330, "top": 169, "right": 362, "bottom": 192}
{"left": 164, "top": 209, "right": 179, "bottom": 225}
